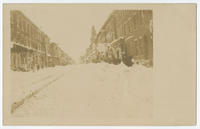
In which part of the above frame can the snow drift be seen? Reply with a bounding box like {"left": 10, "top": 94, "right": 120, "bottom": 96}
{"left": 12, "top": 63, "right": 153, "bottom": 121}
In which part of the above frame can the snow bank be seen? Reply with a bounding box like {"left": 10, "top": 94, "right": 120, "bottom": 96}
{"left": 10, "top": 66, "right": 66, "bottom": 108}
{"left": 12, "top": 63, "right": 153, "bottom": 119}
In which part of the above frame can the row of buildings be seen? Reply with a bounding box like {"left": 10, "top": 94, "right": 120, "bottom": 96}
{"left": 10, "top": 10, "right": 73, "bottom": 72}
{"left": 82, "top": 10, "right": 153, "bottom": 67}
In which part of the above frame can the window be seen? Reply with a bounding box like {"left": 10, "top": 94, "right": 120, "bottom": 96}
{"left": 133, "top": 17, "right": 136, "bottom": 30}
{"left": 23, "top": 21, "right": 26, "bottom": 32}
{"left": 129, "top": 22, "right": 131, "bottom": 33}
{"left": 124, "top": 24, "right": 126, "bottom": 35}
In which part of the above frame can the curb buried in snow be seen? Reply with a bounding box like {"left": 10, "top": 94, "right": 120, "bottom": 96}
{"left": 11, "top": 73, "right": 65, "bottom": 114}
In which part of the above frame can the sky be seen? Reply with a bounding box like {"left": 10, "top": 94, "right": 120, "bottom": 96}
{"left": 8, "top": 4, "right": 116, "bottom": 62}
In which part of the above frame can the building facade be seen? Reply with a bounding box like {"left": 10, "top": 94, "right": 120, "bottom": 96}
{"left": 10, "top": 10, "right": 73, "bottom": 72}
{"left": 84, "top": 10, "right": 153, "bottom": 67}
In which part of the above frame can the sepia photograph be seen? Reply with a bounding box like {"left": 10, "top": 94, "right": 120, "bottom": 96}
{"left": 3, "top": 4, "right": 196, "bottom": 125}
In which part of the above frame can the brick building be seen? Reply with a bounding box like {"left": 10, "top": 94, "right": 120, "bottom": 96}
{"left": 10, "top": 10, "right": 72, "bottom": 71}
{"left": 85, "top": 10, "right": 153, "bottom": 67}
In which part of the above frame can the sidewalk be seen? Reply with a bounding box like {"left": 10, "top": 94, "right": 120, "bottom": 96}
{"left": 10, "top": 66, "right": 66, "bottom": 113}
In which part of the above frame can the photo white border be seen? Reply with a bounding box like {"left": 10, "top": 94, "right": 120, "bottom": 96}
{"left": 0, "top": 0, "right": 199, "bottom": 129}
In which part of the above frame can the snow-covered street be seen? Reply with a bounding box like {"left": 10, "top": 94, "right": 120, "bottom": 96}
{"left": 11, "top": 63, "right": 153, "bottom": 121}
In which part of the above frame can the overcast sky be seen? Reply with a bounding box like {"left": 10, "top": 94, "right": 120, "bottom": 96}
{"left": 8, "top": 4, "right": 115, "bottom": 62}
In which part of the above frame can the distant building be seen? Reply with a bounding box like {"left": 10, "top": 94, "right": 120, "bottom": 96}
{"left": 83, "top": 26, "right": 98, "bottom": 63}
{"left": 90, "top": 26, "right": 96, "bottom": 44}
